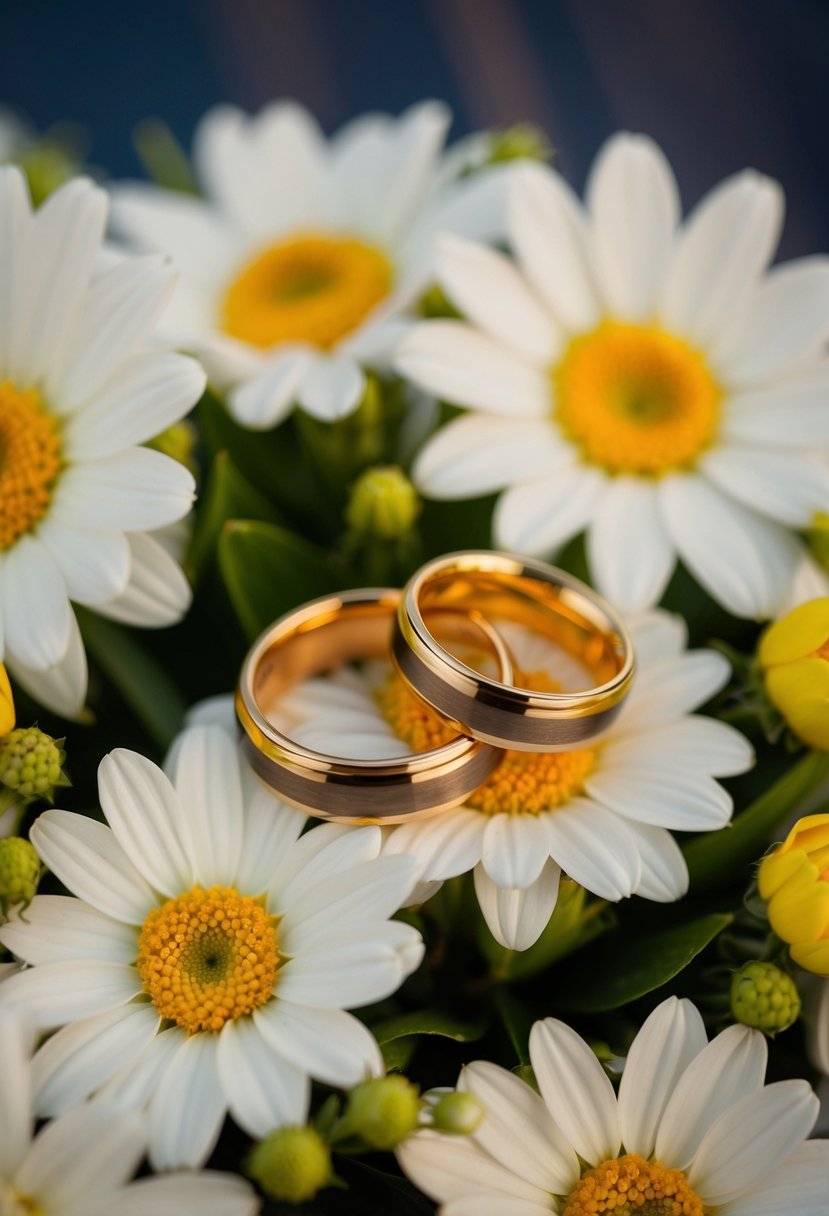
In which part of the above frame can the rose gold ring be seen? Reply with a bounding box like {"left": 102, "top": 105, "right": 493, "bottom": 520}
{"left": 236, "top": 588, "right": 511, "bottom": 822}
{"left": 392, "top": 551, "right": 634, "bottom": 751}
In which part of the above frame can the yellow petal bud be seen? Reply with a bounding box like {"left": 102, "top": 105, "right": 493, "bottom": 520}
{"left": 759, "top": 813, "right": 829, "bottom": 976}
{"left": 758, "top": 599, "right": 829, "bottom": 749}
{"left": 0, "top": 666, "right": 14, "bottom": 736}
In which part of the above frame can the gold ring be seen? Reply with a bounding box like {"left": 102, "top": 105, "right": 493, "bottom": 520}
{"left": 236, "top": 588, "right": 511, "bottom": 822}
{"left": 392, "top": 551, "right": 634, "bottom": 751}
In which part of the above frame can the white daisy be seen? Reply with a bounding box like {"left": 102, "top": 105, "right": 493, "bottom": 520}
{"left": 398, "top": 995, "right": 826, "bottom": 1216}
{"left": 276, "top": 612, "right": 753, "bottom": 950}
{"left": 0, "top": 1011, "right": 258, "bottom": 1216}
{"left": 110, "top": 101, "right": 515, "bottom": 429}
{"left": 0, "top": 167, "right": 204, "bottom": 718}
{"left": 397, "top": 133, "right": 829, "bottom": 620}
{"left": 0, "top": 723, "right": 423, "bottom": 1169}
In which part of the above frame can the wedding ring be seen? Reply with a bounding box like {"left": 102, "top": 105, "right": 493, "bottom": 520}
{"left": 392, "top": 551, "right": 634, "bottom": 751}
{"left": 236, "top": 588, "right": 511, "bottom": 822}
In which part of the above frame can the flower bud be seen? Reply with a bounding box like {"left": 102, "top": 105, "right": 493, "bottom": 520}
{"left": 0, "top": 665, "right": 14, "bottom": 737}
{"left": 0, "top": 728, "right": 68, "bottom": 802}
{"left": 431, "top": 1091, "right": 485, "bottom": 1134}
{"left": 246, "top": 1125, "right": 331, "bottom": 1204}
{"left": 730, "top": 961, "right": 801, "bottom": 1034}
{"left": 345, "top": 1075, "right": 421, "bottom": 1149}
{"left": 0, "top": 837, "right": 41, "bottom": 915}
{"left": 758, "top": 598, "right": 829, "bottom": 750}
{"left": 346, "top": 466, "right": 420, "bottom": 541}
{"left": 488, "top": 123, "right": 551, "bottom": 165}
{"left": 759, "top": 814, "right": 829, "bottom": 975}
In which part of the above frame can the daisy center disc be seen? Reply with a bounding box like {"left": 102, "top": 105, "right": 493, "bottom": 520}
{"left": 137, "top": 885, "right": 279, "bottom": 1034}
{"left": 0, "top": 381, "right": 62, "bottom": 551}
{"left": 563, "top": 1154, "right": 704, "bottom": 1216}
{"left": 221, "top": 231, "right": 393, "bottom": 350}
{"left": 555, "top": 322, "right": 720, "bottom": 475}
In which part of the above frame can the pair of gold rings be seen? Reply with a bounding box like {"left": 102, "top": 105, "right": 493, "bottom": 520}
{"left": 236, "top": 551, "right": 634, "bottom": 823}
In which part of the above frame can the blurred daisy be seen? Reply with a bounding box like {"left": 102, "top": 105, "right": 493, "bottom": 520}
{"left": 0, "top": 724, "right": 422, "bottom": 1169}
{"left": 0, "top": 1012, "right": 257, "bottom": 1216}
{"left": 111, "top": 101, "right": 514, "bottom": 428}
{"left": 275, "top": 612, "right": 753, "bottom": 950}
{"left": 398, "top": 995, "right": 826, "bottom": 1216}
{"left": 0, "top": 167, "right": 203, "bottom": 718}
{"left": 398, "top": 134, "right": 829, "bottom": 619}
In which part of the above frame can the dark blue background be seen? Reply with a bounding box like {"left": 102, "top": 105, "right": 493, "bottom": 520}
{"left": 3, "top": 0, "right": 828, "bottom": 257}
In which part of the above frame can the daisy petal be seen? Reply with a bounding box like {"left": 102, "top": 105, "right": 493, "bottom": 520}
{"left": 473, "top": 860, "right": 561, "bottom": 951}
{"left": 701, "top": 448, "right": 829, "bottom": 529}
{"left": 443, "top": 1200, "right": 553, "bottom": 1216}
{"left": 529, "top": 1016, "right": 621, "bottom": 1166}
{"left": 276, "top": 924, "right": 419, "bottom": 1009}
{"left": 3, "top": 536, "right": 72, "bottom": 670}
{"left": 147, "top": 1034, "right": 226, "bottom": 1170}
{"left": 588, "top": 133, "right": 680, "bottom": 320}
{"left": 481, "top": 813, "right": 552, "bottom": 889}
{"left": 0, "top": 167, "right": 31, "bottom": 372}
{"left": 1, "top": 961, "right": 142, "bottom": 1031}
{"left": 95, "top": 1026, "right": 186, "bottom": 1111}
{"left": 584, "top": 768, "right": 731, "bottom": 831}
{"left": 170, "top": 725, "right": 244, "bottom": 888}
{"left": 236, "top": 780, "right": 306, "bottom": 896}
{"left": 398, "top": 1130, "right": 549, "bottom": 1204}
{"left": 86, "top": 1173, "right": 258, "bottom": 1216}
{"left": 494, "top": 466, "right": 605, "bottom": 557}
{"left": 95, "top": 531, "right": 192, "bottom": 628}
{"left": 254, "top": 1000, "right": 382, "bottom": 1087}
{"left": 618, "top": 996, "right": 707, "bottom": 1158}
{"left": 383, "top": 807, "right": 485, "bottom": 882}
{"left": 624, "top": 822, "right": 689, "bottom": 902}
{"left": 228, "top": 350, "right": 312, "bottom": 429}
{"left": 722, "top": 363, "right": 829, "bottom": 448}
{"left": 216, "top": 1017, "right": 310, "bottom": 1138}
{"left": 269, "top": 823, "right": 382, "bottom": 908}
{"left": 279, "top": 856, "right": 419, "bottom": 950}
{"left": 602, "top": 716, "right": 754, "bottom": 778}
{"left": 0, "top": 1010, "right": 32, "bottom": 1176}
{"left": 54, "top": 447, "right": 195, "bottom": 532}
{"left": 587, "top": 477, "right": 675, "bottom": 613}
{"left": 297, "top": 354, "right": 365, "bottom": 422}
{"left": 6, "top": 608, "right": 88, "bottom": 719}
{"left": 0, "top": 896, "right": 137, "bottom": 965}
{"left": 413, "top": 414, "right": 567, "bottom": 499}
{"left": 545, "top": 800, "right": 641, "bottom": 900}
{"left": 36, "top": 519, "right": 129, "bottom": 607}
{"left": 720, "top": 1141, "right": 829, "bottom": 1216}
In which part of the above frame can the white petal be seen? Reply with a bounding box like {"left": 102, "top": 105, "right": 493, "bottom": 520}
{"left": 545, "top": 800, "right": 641, "bottom": 899}
{"left": 443, "top": 1201, "right": 553, "bottom": 1216}
{"left": 494, "top": 465, "right": 605, "bottom": 557}
{"left": 64, "top": 352, "right": 205, "bottom": 461}
{"left": 584, "top": 767, "right": 731, "bottom": 831}
{"left": 86, "top": 1173, "right": 258, "bottom": 1216}
{"left": 807, "top": 980, "right": 829, "bottom": 1077}
{"left": 216, "top": 1017, "right": 309, "bottom": 1138}
{"left": 296, "top": 353, "right": 365, "bottom": 421}
{"left": 55, "top": 447, "right": 195, "bottom": 531}
{"left": 269, "top": 823, "right": 382, "bottom": 909}
{"left": 621, "top": 650, "right": 731, "bottom": 727}
{"left": 3, "top": 536, "right": 72, "bottom": 669}
{"left": 94, "top": 1026, "right": 185, "bottom": 1111}
{"left": 689, "top": 1080, "right": 817, "bottom": 1205}
{"left": 0, "top": 1010, "right": 33, "bottom": 1176}
{"left": 369, "top": 101, "right": 451, "bottom": 242}
{"left": 618, "top": 996, "right": 707, "bottom": 1158}
{"left": 602, "top": 716, "right": 754, "bottom": 778}
{"left": 437, "top": 234, "right": 559, "bottom": 363}
{"left": 398, "top": 1130, "right": 549, "bottom": 1205}
{"left": 279, "top": 856, "right": 419, "bottom": 951}
{"left": 474, "top": 858, "right": 562, "bottom": 951}
{"left": 624, "top": 822, "right": 689, "bottom": 902}
{"left": 413, "top": 414, "right": 568, "bottom": 499}
{"left": 33, "top": 1005, "right": 159, "bottom": 1116}
{"left": 723, "top": 363, "right": 829, "bottom": 448}
{"left": 236, "top": 781, "right": 306, "bottom": 896}
{"left": 0, "top": 167, "right": 32, "bottom": 372}
{"left": 383, "top": 808, "right": 485, "bottom": 882}
{"left": 1, "top": 961, "right": 142, "bottom": 1031}
{"left": 659, "top": 473, "right": 801, "bottom": 620}
{"left": 481, "top": 813, "right": 552, "bottom": 889}
{"left": 254, "top": 999, "right": 382, "bottom": 1087}
{"left": 661, "top": 170, "right": 784, "bottom": 344}
{"left": 147, "top": 1034, "right": 227, "bottom": 1170}
{"left": 228, "top": 350, "right": 312, "bottom": 429}
{"left": 0, "top": 895, "right": 137, "bottom": 965}
{"left": 627, "top": 610, "right": 687, "bottom": 664}
{"left": 7, "top": 608, "right": 87, "bottom": 719}
{"left": 587, "top": 133, "right": 680, "bottom": 320}
{"left": 95, "top": 531, "right": 192, "bottom": 628}
{"left": 276, "top": 923, "right": 420, "bottom": 1009}
{"left": 460, "top": 1060, "right": 579, "bottom": 1194}
{"left": 397, "top": 321, "right": 549, "bottom": 417}
{"left": 587, "top": 477, "right": 675, "bottom": 613}
{"left": 31, "top": 810, "right": 156, "bottom": 924}
{"left": 721, "top": 1141, "right": 829, "bottom": 1216}
{"left": 529, "top": 1016, "right": 620, "bottom": 1166}
{"left": 701, "top": 448, "right": 829, "bottom": 528}
{"left": 170, "top": 726, "right": 243, "bottom": 887}
{"left": 656, "top": 1023, "right": 768, "bottom": 1170}
{"left": 508, "top": 162, "right": 600, "bottom": 332}
{"left": 36, "top": 519, "right": 130, "bottom": 607}
{"left": 98, "top": 748, "right": 192, "bottom": 897}
{"left": 713, "top": 256, "right": 829, "bottom": 384}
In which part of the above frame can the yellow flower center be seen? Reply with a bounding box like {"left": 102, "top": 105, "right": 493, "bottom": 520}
{"left": 0, "top": 381, "right": 62, "bottom": 550}
{"left": 555, "top": 322, "right": 721, "bottom": 476}
{"left": 221, "top": 231, "right": 393, "bottom": 350}
{"left": 137, "top": 886, "right": 279, "bottom": 1034}
{"left": 379, "top": 670, "right": 594, "bottom": 815}
{"left": 563, "top": 1154, "right": 704, "bottom": 1216}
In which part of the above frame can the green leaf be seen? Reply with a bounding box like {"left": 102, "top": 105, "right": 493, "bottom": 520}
{"left": 188, "top": 450, "right": 280, "bottom": 581}
{"left": 684, "top": 750, "right": 829, "bottom": 892}
{"left": 219, "top": 520, "right": 339, "bottom": 640}
{"left": 555, "top": 913, "right": 732, "bottom": 1012}
{"left": 494, "top": 987, "right": 532, "bottom": 1064}
{"left": 78, "top": 611, "right": 187, "bottom": 750}
{"left": 372, "top": 1008, "right": 488, "bottom": 1047}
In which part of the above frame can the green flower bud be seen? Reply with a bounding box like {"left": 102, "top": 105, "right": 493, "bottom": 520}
{"left": 0, "top": 837, "right": 41, "bottom": 915}
{"left": 0, "top": 728, "right": 68, "bottom": 802}
{"left": 431, "top": 1091, "right": 485, "bottom": 1135}
{"left": 730, "top": 961, "right": 801, "bottom": 1035}
{"left": 345, "top": 1075, "right": 421, "bottom": 1149}
{"left": 246, "top": 1125, "right": 331, "bottom": 1204}
{"left": 488, "top": 123, "right": 552, "bottom": 165}
{"left": 346, "top": 466, "right": 420, "bottom": 541}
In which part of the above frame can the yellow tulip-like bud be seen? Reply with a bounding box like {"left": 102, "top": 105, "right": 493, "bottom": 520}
{"left": 0, "top": 666, "right": 14, "bottom": 737}
{"left": 758, "top": 598, "right": 829, "bottom": 750}
{"left": 758, "top": 814, "right": 829, "bottom": 975}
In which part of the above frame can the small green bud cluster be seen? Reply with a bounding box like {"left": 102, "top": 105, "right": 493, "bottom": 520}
{"left": 346, "top": 466, "right": 421, "bottom": 541}
{"left": 730, "top": 961, "right": 801, "bottom": 1034}
{"left": 247, "top": 1125, "right": 331, "bottom": 1204}
{"left": 0, "top": 836, "right": 41, "bottom": 915}
{"left": 0, "top": 728, "right": 67, "bottom": 801}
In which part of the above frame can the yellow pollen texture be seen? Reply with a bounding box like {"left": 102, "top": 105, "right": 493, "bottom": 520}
{"left": 555, "top": 322, "right": 720, "bottom": 476}
{"left": 221, "top": 231, "right": 392, "bottom": 350}
{"left": 563, "top": 1154, "right": 704, "bottom": 1216}
{"left": 0, "top": 381, "right": 62, "bottom": 550}
{"left": 378, "top": 670, "right": 460, "bottom": 753}
{"left": 137, "top": 886, "right": 278, "bottom": 1034}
